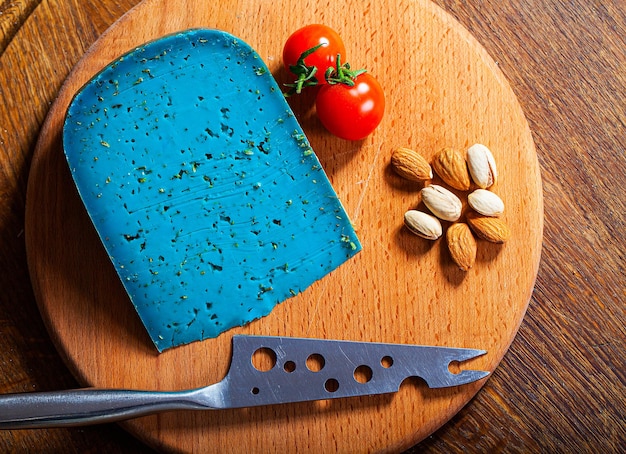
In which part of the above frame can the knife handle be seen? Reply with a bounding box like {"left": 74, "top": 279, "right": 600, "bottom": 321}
{"left": 0, "top": 388, "right": 206, "bottom": 429}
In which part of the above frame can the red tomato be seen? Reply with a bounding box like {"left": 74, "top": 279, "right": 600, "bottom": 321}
{"left": 283, "top": 24, "right": 346, "bottom": 86}
{"left": 315, "top": 73, "right": 385, "bottom": 141}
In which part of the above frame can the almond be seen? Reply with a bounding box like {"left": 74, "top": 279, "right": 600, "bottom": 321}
{"left": 468, "top": 189, "right": 504, "bottom": 217}
{"left": 467, "top": 143, "right": 498, "bottom": 189}
{"left": 466, "top": 212, "right": 511, "bottom": 243}
{"left": 391, "top": 147, "right": 433, "bottom": 182}
{"left": 421, "top": 184, "right": 462, "bottom": 222}
{"left": 404, "top": 210, "right": 443, "bottom": 240}
{"left": 446, "top": 223, "right": 477, "bottom": 271}
{"left": 431, "top": 147, "right": 471, "bottom": 191}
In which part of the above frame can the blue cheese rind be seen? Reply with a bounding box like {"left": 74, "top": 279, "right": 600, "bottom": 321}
{"left": 63, "top": 29, "right": 361, "bottom": 351}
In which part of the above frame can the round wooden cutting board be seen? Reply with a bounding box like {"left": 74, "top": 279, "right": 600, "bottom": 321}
{"left": 25, "top": 0, "right": 543, "bottom": 452}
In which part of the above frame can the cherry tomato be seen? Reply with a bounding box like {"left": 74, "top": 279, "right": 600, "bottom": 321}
{"left": 283, "top": 24, "right": 346, "bottom": 86}
{"left": 315, "top": 73, "right": 385, "bottom": 141}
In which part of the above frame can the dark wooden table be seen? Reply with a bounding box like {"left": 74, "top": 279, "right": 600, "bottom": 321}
{"left": 1, "top": 0, "right": 624, "bottom": 452}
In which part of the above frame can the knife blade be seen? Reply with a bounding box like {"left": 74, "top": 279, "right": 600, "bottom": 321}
{"left": 0, "top": 335, "right": 488, "bottom": 428}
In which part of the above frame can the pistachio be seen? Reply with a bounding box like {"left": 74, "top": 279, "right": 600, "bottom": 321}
{"left": 468, "top": 189, "right": 504, "bottom": 217}
{"left": 467, "top": 143, "right": 498, "bottom": 188}
{"left": 404, "top": 210, "right": 443, "bottom": 240}
{"left": 421, "top": 184, "right": 462, "bottom": 222}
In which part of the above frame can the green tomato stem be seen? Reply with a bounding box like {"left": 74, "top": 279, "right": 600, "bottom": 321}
{"left": 284, "top": 43, "right": 324, "bottom": 96}
{"left": 284, "top": 45, "right": 367, "bottom": 96}
{"left": 325, "top": 54, "right": 367, "bottom": 86}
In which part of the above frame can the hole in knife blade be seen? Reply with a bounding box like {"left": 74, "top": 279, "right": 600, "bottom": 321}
{"left": 324, "top": 378, "right": 339, "bottom": 393}
{"left": 284, "top": 360, "right": 296, "bottom": 373}
{"left": 306, "top": 353, "right": 325, "bottom": 372}
{"left": 251, "top": 387, "right": 260, "bottom": 395}
{"left": 448, "top": 360, "right": 461, "bottom": 375}
{"left": 251, "top": 347, "right": 277, "bottom": 372}
{"left": 381, "top": 356, "right": 393, "bottom": 368}
{"left": 400, "top": 376, "right": 429, "bottom": 390}
{"left": 353, "top": 365, "right": 373, "bottom": 384}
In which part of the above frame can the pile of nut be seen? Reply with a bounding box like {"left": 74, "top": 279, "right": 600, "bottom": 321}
{"left": 391, "top": 144, "right": 510, "bottom": 271}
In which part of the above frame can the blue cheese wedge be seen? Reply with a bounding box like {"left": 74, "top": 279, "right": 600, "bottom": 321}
{"left": 63, "top": 29, "right": 361, "bottom": 351}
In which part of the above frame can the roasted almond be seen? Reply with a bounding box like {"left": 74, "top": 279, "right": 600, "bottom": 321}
{"left": 467, "top": 143, "right": 498, "bottom": 189}
{"left": 421, "top": 184, "right": 462, "bottom": 222}
{"left": 404, "top": 210, "right": 443, "bottom": 240}
{"left": 446, "top": 223, "right": 477, "bottom": 271}
{"left": 391, "top": 147, "right": 433, "bottom": 182}
{"left": 466, "top": 212, "right": 511, "bottom": 243}
{"left": 468, "top": 189, "right": 504, "bottom": 217}
{"left": 431, "top": 147, "right": 471, "bottom": 191}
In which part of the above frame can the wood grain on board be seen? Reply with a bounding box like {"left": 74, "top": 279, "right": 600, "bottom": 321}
{"left": 23, "top": 0, "right": 541, "bottom": 451}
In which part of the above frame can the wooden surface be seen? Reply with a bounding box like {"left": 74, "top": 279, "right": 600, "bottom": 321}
{"left": 23, "top": 0, "right": 541, "bottom": 452}
{"left": 0, "top": 0, "right": 623, "bottom": 453}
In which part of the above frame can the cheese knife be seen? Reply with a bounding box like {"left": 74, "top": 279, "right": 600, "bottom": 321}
{"left": 0, "top": 335, "right": 488, "bottom": 428}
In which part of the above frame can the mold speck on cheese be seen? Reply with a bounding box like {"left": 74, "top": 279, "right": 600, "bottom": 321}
{"left": 63, "top": 29, "right": 361, "bottom": 352}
